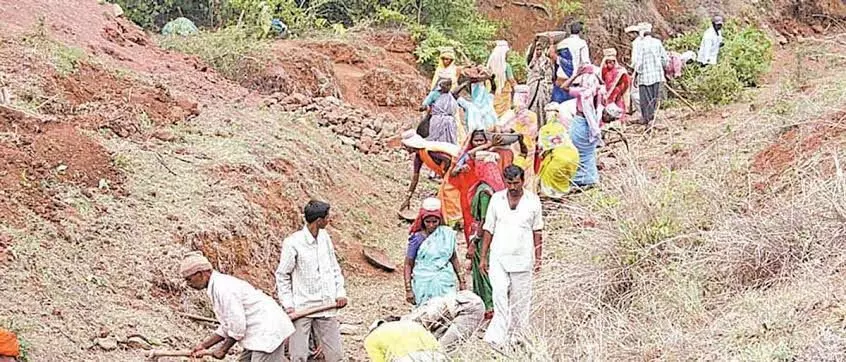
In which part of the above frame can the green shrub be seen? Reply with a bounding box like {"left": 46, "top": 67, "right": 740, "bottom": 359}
{"left": 684, "top": 62, "right": 744, "bottom": 105}
{"left": 507, "top": 51, "right": 527, "bottom": 83}
{"left": 158, "top": 26, "right": 270, "bottom": 81}
{"left": 666, "top": 20, "right": 772, "bottom": 105}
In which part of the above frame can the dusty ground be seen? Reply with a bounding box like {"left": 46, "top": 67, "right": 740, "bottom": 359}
{"left": 0, "top": 0, "right": 845, "bottom": 361}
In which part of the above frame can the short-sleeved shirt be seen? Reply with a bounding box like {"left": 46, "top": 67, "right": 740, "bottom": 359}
{"left": 482, "top": 190, "right": 544, "bottom": 272}
{"left": 413, "top": 151, "right": 451, "bottom": 174}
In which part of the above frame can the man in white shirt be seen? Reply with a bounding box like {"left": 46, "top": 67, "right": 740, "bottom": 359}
{"left": 181, "top": 252, "right": 294, "bottom": 361}
{"left": 697, "top": 15, "right": 724, "bottom": 65}
{"left": 276, "top": 200, "right": 347, "bottom": 362}
{"left": 478, "top": 165, "right": 544, "bottom": 351}
{"left": 555, "top": 21, "right": 591, "bottom": 77}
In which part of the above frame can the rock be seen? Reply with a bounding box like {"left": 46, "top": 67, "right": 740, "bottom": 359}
{"left": 357, "top": 136, "right": 374, "bottom": 154}
{"left": 95, "top": 337, "right": 118, "bottom": 351}
{"left": 269, "top": 92, "right": 286, "bottom": 101}
{"left": 339, "top": 323, "right": 358, "bottom": 335}
{"left": 261, "top": 97, "right": 278, "bottom": 108}
{"left": 124, "top": 336, "right": 152, "bottom": 350}
{"left": 322, "top": 96, "right": 342, "bottom": 106}
{"left": 282, "top": 92, "right": 310, "bottom": 106}
{"left": 98, "top": 326, "right": 111, "bottom": 338}
{"left": 362, "top": 128, "right": 378, "bottom": 138}
{"left": 811, "top": 24, "right": 825, "bottom": 34}
{"left": 371, "top": 118, "right": 384, "bottom": 133}
{"left": 152, "top": 130, "right": 177, "bottom": 142}
{"left": 339, "top": 136, "right": 356, "bottom": 146}
{"left": 112, "top": 3, "right": 124, "bottom": 17}
{"left": 317, "top": 116, "right": 330, "bottom": 127}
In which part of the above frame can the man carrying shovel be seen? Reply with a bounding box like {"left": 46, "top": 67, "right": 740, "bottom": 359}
{"left": 276, "top": 200, "right": 348, "bottom": 362}
{"left": 181, "top": 252, "right": 294, "bottom": 361}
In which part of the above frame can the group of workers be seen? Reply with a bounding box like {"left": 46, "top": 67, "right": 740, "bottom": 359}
{"left": 15, "top": 16, "right": 727, "bottom": 362}
{"left": 388, "top": 15, "right": 728, "bottom": 360}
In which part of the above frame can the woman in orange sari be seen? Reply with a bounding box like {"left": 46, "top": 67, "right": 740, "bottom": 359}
{"left": 398, "top": 130, "right": 463, "bottom": 226}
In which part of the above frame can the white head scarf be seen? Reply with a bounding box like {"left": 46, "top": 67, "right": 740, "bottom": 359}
{"left": 486, "top": 40, "right": 510, "bottom": 95}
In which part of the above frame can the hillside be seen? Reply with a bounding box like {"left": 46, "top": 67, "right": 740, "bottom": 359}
{"left": 0, "top": 0, "right": 845, "bottom": 361}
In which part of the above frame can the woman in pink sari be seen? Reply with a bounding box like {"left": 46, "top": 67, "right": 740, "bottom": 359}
{"left": 600, "top": 48, "right": 631, "bottom": 124}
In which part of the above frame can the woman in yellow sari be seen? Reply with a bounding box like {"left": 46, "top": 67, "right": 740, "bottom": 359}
{"left": 498, "top": 85, "right": 538, "bottom": 191}
{"left": 537, "top": 103, "right": 579, "bottom": 198}
{"left": 486, "top": 40, "right": 516, "bottom": 116}
{"left": 431, "top": 47, "right": 459, "bottom": 91}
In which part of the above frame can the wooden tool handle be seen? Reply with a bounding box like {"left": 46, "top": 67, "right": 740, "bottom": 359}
{"left": 148, "top": 349, "right": 213, "bottom": 359}
{"left": 289, "top": 302, "right": 341, "bottom": 321}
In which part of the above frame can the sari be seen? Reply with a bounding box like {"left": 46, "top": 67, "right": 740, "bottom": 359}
{"left": 601, "top": 63, "right": 631, "bottom": 123}
{"left": 417, "top": 148, "right": 463, "bottom": 225}
{"left": 470, "top": 184, "right": 494, "bottom": 312}
{"left": 538, "top": 122, "right": 579, "bottom": 198}
{"left": 457, "top": 83, "right": 498, "bottom": 132}
{"left": 567, "top": 66, "right": 604, "bottom": 187}
{"left": 450, "top": 150, "right": 506, "bottom": 244}
{"left": 427, "top": 92, "right": 459, "bottom": 145}
{"left": 500, "top": 87, "right": 539, "bottom": 190}
{"left": 488, "top": 41, "right": 514, "bottom": 116}
{"left": 527, "top": 53, "right": 554, "bottom": 126}
{"left": 409, "top": 226, "right": 458, "bottom": 305}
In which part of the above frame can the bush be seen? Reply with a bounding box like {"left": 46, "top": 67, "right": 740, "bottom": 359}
{"left": 677, "top": 62, "right": 744, "bottom": 105}
{"left": 158, "top": 26, "right": 270, "bottom": 82}
{"left": 666, "top": 20, "right": 772, "bottom": 105}
{"left": 507, "top": 51, "right": 528, "bottom": 83}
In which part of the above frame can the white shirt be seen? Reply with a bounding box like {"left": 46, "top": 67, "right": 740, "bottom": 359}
{"left": 207, "top": 271, "right": 294, "bottom": 353}
{"left": 483, "top": 190, "right": 544, "bottom": 272}
{"left": 275, "top": 227, "right": 347, "bottom": 317}
{"left": 697, "top": 26, "right": 722, "bottom": 65}
{"left": 556, "top": 35, "right": 591, "bottom": 72}
{"left": 630, "top": 35, "right": 644, "bottom": 68}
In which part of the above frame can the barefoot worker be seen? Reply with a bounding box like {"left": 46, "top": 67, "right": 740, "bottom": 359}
{"left": 364, "top": 318, "right": 446, "bottom": 362}
{"left": 402, "top": 290, "right": 486, "bottom": 352}
{"left": 398, "top": 130, "right": 463, "bottom": 226}
{"left": 404, "top": 198, "right": 465, "bottom": 306}
{"left": 479, "top": 166, "right": 544, "bottom": 352}
{"left": 276, "top": 200, "right": 347, "bottom": 362}
{"left": 182, "top": 252, "right": 294, "bottom": 361}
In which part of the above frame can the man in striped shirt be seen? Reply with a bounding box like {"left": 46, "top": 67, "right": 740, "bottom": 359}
{"left": 276, "top": 200, "right": 347, "bottom": 362}
{"left": 633, "top": 23, "right": 669, "bottom": 126}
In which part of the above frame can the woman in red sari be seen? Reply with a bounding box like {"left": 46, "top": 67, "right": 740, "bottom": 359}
{"left": 450, "top": 130, "right": 507, "bottom": 244}
{"left": 600, "top": 48, "right": 631, "bottom": 124}
{"left": 449, "top": 130, "right": 506, "bottom": 318}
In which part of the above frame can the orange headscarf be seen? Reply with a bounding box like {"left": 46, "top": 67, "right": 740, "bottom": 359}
{"left": 0, "top": 329, "right": 19, "bottom": 357}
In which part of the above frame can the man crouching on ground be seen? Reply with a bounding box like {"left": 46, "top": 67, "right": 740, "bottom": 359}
{"left": 182, "top": 252, "right": 294, "bottom": 361}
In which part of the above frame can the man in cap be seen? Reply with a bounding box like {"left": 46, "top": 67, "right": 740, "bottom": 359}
{"left": 401, "top": 290, "right": 485, "bottom": 353}
{"left": 276, "top": 200, "right": 347, "bottom": 362}
{"left": 364, "top": 318, "right": 446, "bottom": 362}
{"left": 697, "top": 15, "right": 725, "bottom": 66}
{"left": 182, "top": 252, "right": 294, "bottom": 361}
{"left": 625, "top": 22, "right": 650, "bottom": 71}
{"left": 632, "top": 22, "right": 668, "bottom": 126}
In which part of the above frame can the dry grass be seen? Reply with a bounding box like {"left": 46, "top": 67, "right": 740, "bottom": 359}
{"left": 445, "top": 39, "right": 846, "bottom": 361}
